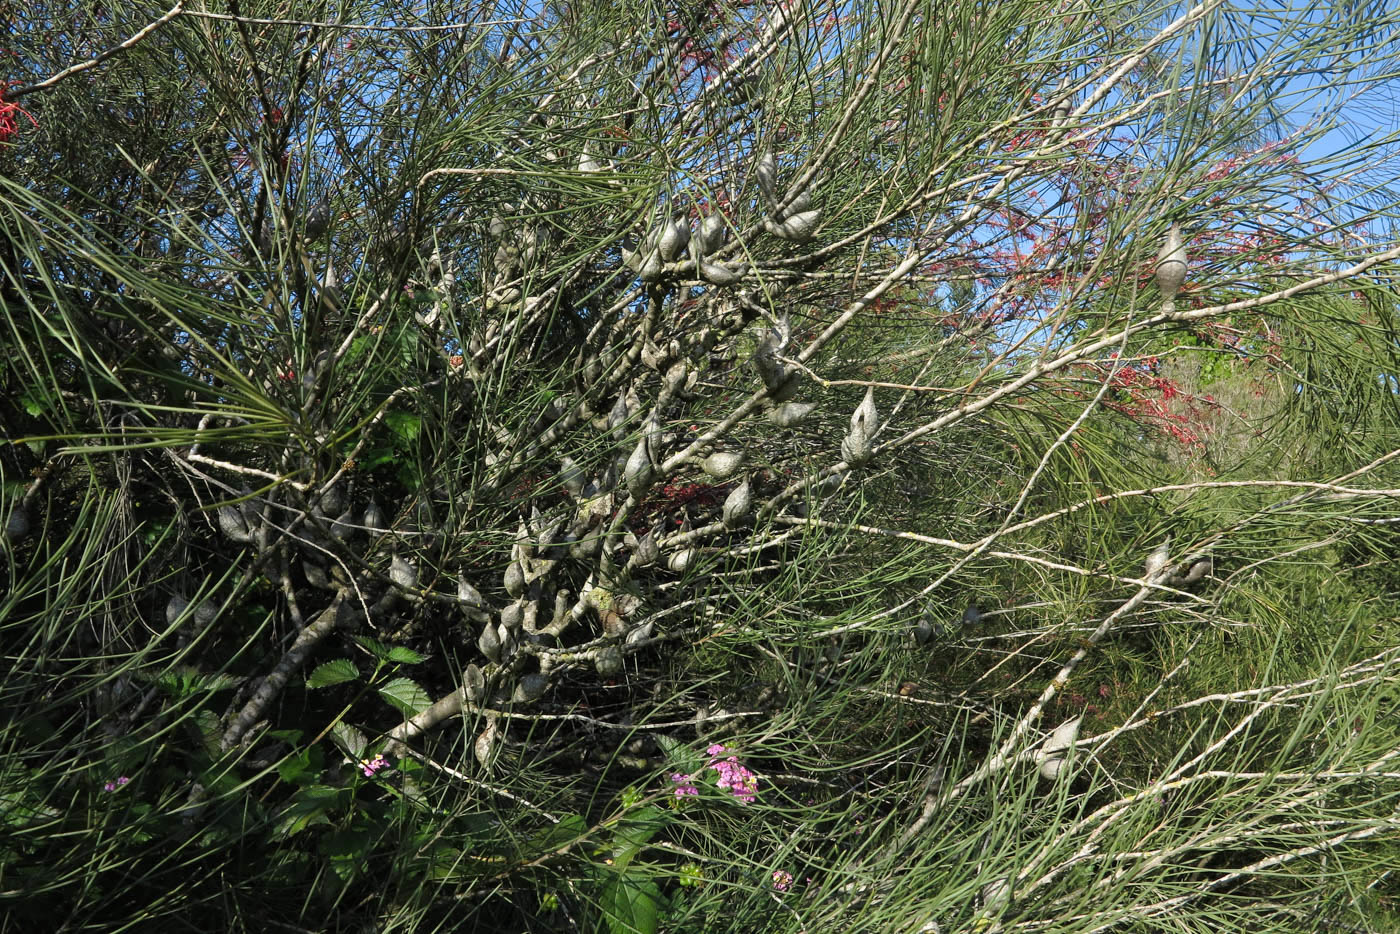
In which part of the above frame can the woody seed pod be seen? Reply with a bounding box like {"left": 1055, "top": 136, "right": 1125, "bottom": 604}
{"left": 626, "top": 620, "right": 655, "bottom": 646}
{"left": 1041, "top": 715, "right": 1082, "bottom": 758}
{"left": 362, "top": 499, "right": 386, "bottom": 534}
{"left": 390, "top": 555, "right": 418, "bottom": 590}
{"left": 768, "top": 401, "right": 816, "bottom": 427}
{"left": 1182, "top": 557, "right": 1212, "bottom": 583}
{"left": 635, "top": 526, "right": 661, "bottom": 566}
{"left": 560, "top": 457, "right": 586, "bottom": 497}
{"left": 657, "top": 217, "right": 690, "bottom": 262}
{"left": 912, "top": 607, "right": 936, "bottom": 645}
{"left": 699, "top": 260, "right": 747, "bottom": 286}
{"left": 4, "top": 504, "right": 30, "bottom": 543}
{"left": 500, "top": 600, "right": 524, "bottom": 631}
{"left": 303, "top": 194, "right": 331, "bottom": 241}
{"left": 1144, "top": 538, "right": 1171, "bottom": 578}
{"left": 166, "top": 594, "right": 189, "bottom": 627}
{"left": 668, "top": 549, "right": 696, "bottom": 573}
{"left": 458, "top": 574, "right": 485, "bottom": 609}
{"left": 702, "top": 451, "right": 744, "bottom": 479}
{"left": 497, "top": 622, "right": 518, "bottom": 660}
{"left": 623, "top": 437, "right": 654, "bottom": 494}
{"left": 722, "top": 479, "right": 752, "bottom": 528}
{"left": 755, "top": 152, "right": 780, "bottom": 211}
{"left": 473, "top": 718, "right": 499, "bottom": 768}
{"left": 638, "top": 252, "right": 665, "bottom": 282}
{"left": 217, "top": 505, "right": 253, "bottom": 543}
{"left": 513, "top": 673, "right": 547, "bottom": 704}
{"left": 698, "top": 214, "right": 726, "bottom": 254}
{"left": 503, "top": 560, "right": 525, "bottom": 598}
{"left": 763, "top": 209, "right": 820, "bottom": 243}
{"left": 464, "top": 663, "right": 486, "bottom": 703}
{"left": 595, "top": 645, "right": 624, "bottom": 678}
{"left": 779, "top": 188, "right": 812, "bottom": 220}
{"left": 841, "top": 387, "right": 878, "bottom": 466}
{"left": 1155, "top": 222, "right": 1187, "bottom": 300}
{"left": 303, "top": 561, "right": 331, "bottom": 590}
{"left": 478, "top": 623, "right": 502, "bottom": 664}
{"left": 330, "top": 505, "right": 355, "bottom": 542}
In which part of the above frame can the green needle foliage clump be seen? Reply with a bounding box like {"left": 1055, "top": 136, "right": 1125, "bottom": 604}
{"left": 2, "top": 1, "right": 1400, "bottom": 931}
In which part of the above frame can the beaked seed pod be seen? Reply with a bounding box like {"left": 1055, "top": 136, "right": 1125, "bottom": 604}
{"left": 503, "top": 560, "right": 525, "bottom": 598}
{"left": 458, "top": 574, "right": 484, "bottom": 609}
{"left": 500, "top": 600, "right": 524, "bottom": 631}
{"left": 560, "top": 457, "right": 586, "bottom": 497}
{"left": 464, "top": 663, "right": 486, "bottom": 703}
{"left": 701, "top": 451, "right": 744, "bottom": 479}
{"left": 768, "top": 401, "right": 816, "bottom": 428}
{"left": 217, "top": 505, "right": 253, "bottom": 543}
{"left": 699, "top": 260, "right": 748, "bottom": 286}
{"left": 595, "top": 645, "right": 624, "bottom": 677}
{"left": 4, "top": 504, "right": 31, "bottom": 543}
{"left": 698, "top": 214, "right": 726, "bottom": 254}
{"left": 390, "top": 555, "right": 418, "bottom": 590}
{"left": 1144, "top": 539, "right": 1171, "bottom": 578}
{"left": 841, "top": 387, "right": 878, "bottom": 466}
{"left": 1041, "top": 715, "right": 1083, "bottom": 758}
{"left": 722, "top": 479, "right": 752, "bottom": 528}
{"left": 623, "top": 437, "right": 654, "bottom": 494}
{"left": 912, "top": 607, "right": 935, "bottom": 646}
{"left": 756, "top": 152, "right": 780, "bottom": 211}
{"left": 303, "top": 561, "right": 331, "bottom": 590}
{"left": 1182, "top": 557, "right": 1212, "bottom": 584}
{"left": 638, "top": 252, "right": 665, "bottom": 282}
{"left": 513, "top": 673, "right": 547, "bottom": 705}
{"left": 362, "top": 499, "right": 386, "bottom": 534}
{"left": 303, "top": 194, "right": 331, "bottom": 241}
{"left": 473, "top": 718, "right": 499, "bottom": 768}
{"left": 478, "top": 622, "right": 502, "bottom": 664}
{"left": 330, "top": 505, "right": 355, "bottom": 542}
{"left": 635, "top": 526, "right": 661, "bottom": 566}
{"left": 779, "top": 188, "right": 812, "bottom": 220}
{"left": 656, "top": 218, "right": 690, "bottom": 262}
{"left": 668, "top": 549, "right": 696, "bottom": 574}
{"left": 763, "top": 209, "right": 821, "bottom": 243}
{"left": 1155, "top": 222, "right": 1187, "bottom": 300}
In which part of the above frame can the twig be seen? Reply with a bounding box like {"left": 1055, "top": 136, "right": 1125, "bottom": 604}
{"left": 4, "top": 4, "right": 186, "bottom": 101}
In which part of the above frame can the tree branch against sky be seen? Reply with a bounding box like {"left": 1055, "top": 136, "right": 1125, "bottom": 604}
{"left": 2, "top": 1, "right": 1399, "bottom": 931}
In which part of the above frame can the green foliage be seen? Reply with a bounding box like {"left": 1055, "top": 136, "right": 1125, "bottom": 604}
{"left": 3, "top": 0, "right": 1400, "bottom": 931}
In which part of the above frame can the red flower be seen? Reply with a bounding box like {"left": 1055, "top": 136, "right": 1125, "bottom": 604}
{"left": 0, "top": 90, "right": 39, "bottom": 143}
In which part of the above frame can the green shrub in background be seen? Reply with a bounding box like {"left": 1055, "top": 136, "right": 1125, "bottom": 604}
{"left": 2, "top": 1, "right": 1399, "bottom": 930}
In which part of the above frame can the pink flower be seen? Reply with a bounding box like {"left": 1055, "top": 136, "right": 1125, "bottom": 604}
{"left": 360, "top": 754, "right": 390, "bottom": 777}
{"left": 771, "top": 869, "right": 793, "bottom": 892}
{"left": 102, "top": 776, "right": 130, "bottom": 792}
{"left": 670, "top": 772, "right": 699, "bottom": 797}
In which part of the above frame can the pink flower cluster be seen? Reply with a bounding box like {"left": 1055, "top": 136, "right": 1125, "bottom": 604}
{"left": 771, "top": 869, "right": 793, "bottom": 892}
{"left": 360, "top": 754, "right": 390, "bottom": 777}
{"left": 102, "top": 776, "right": 130, "bottom": 792}
{"left": 669, "top": 743, "right": 758, "bottom": 804}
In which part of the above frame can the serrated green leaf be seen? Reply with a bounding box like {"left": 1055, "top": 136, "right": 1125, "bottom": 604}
{"left": 330, "top": 721, "right": 368, "bottom": 759}
{"left": 611, "top": 806, "right": 669, "bottom": 870}
{"left": 386, "top": 645, "right": 427, "bottom": 664}
{"left": 601, "top": 871, "right": 663, "bottom": 934}
{"left": 306, "top": 659, "right": 358, "bottom": 689}
{"left": 270, "top": 785, "right": 346, "bottom": 839}
{"left": 377, "top": 677, "right": 431, "bottom": 716}
{"left": 321, "top": 826, "right": 372, "bottom": 882}
{"left": 385, "top": 410, "right": 421, "bottom": 442}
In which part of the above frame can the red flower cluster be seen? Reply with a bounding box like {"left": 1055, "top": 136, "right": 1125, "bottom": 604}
{"left": 0, "top": 88, "right": 38, "bottom": 144}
